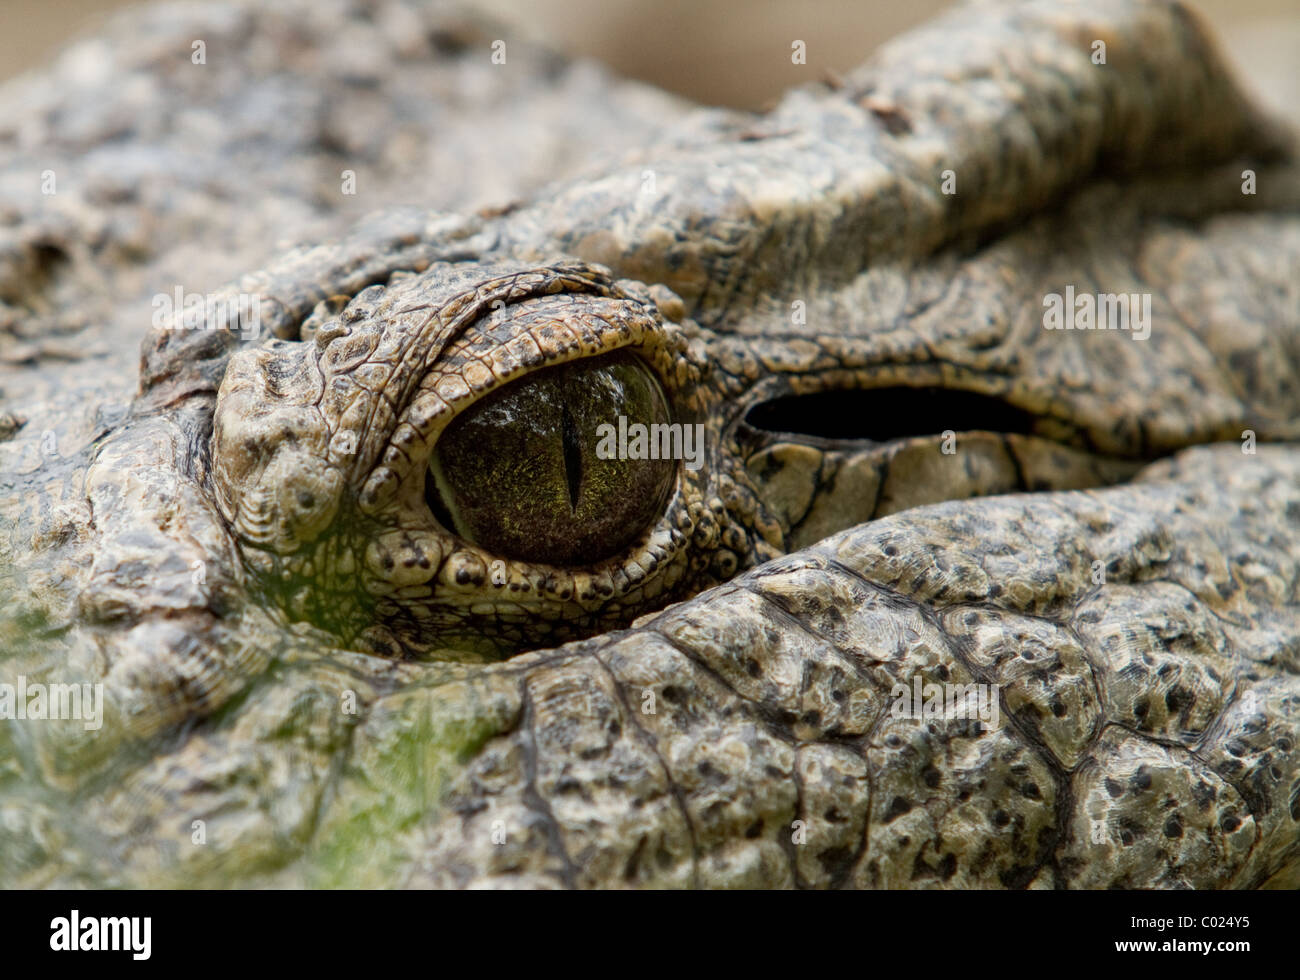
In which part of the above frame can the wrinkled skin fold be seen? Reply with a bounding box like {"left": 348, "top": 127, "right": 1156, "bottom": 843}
{"left": 0, "top": 0, "right": 1298, "bottom": 887}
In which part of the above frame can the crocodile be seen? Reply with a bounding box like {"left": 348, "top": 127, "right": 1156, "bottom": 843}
{"left": 1, "top": 0, "right": 1298, "bottom": 889}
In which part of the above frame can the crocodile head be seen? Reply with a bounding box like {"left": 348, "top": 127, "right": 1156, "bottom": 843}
{"left": 2, "top": 0, "right": 1299, "bottom": 889}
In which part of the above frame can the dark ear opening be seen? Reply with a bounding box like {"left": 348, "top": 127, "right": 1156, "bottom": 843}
{"left": 743, "top": 386, "right": 1037, "bottom": 442}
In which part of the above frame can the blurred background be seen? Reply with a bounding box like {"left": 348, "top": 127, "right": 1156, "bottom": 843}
{"left": 0, "top": 0, "right": 1296, "bottom": 119}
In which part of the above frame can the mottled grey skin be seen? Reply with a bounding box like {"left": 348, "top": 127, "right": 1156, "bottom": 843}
{"left": 1, "top": 0, "right": 1299, "bottom": 888}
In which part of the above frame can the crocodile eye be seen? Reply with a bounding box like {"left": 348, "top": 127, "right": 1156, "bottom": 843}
{"left": 427, "top": 350, "right": 676, "bottom": 566}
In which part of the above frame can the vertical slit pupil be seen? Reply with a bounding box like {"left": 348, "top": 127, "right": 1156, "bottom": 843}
{"left": 560, "top": 396, "right": 583, "bottom": 512}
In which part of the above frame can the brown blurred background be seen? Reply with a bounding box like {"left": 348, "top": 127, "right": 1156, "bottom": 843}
{"left": 0, "top": 0, "right": 1295, "bottom": 119}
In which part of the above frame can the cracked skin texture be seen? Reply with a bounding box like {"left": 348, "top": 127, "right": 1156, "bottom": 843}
{"left": 1, "top": 0, "right": 1299, "bottom": 888}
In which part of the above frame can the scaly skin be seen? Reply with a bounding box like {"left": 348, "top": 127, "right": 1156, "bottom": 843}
{"left": 1, "top": 0, "right": 1298, "bottom": 888}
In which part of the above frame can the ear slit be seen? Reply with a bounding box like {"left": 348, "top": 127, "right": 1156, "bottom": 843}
{"left": 743, "top": 386, "right": 1039, "bottom": 442}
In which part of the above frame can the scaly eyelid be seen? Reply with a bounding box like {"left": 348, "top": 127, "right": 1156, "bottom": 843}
{"left": 356, "top": 301, "right": 685, "bottom": 519}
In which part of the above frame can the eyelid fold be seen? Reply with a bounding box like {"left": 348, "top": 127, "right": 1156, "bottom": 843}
{"left": 358, "top": 281, "right": 681, "bottom": 518}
